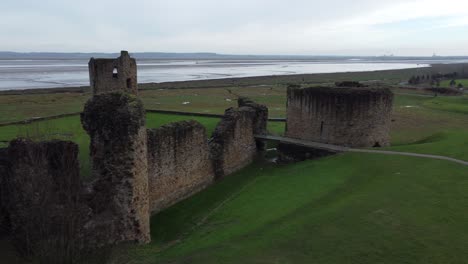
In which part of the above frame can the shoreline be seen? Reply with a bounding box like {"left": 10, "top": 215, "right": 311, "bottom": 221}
{"left": 1, "top": 62, "right": 467, "bottom": 95}
{"left": 0, "top": 66, "right": 433, "bottom": 95}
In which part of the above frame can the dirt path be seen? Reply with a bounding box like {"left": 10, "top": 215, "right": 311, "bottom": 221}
{"left": 348, "top": 148, "right": 468, "bottom": 166}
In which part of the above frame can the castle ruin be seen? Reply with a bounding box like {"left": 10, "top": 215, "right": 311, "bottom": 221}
{"left": 0, "top": 51, "right": 396, "bottom": 261}
{"left": 0, "top": 51, "right": 268, "bottom": 260}
{"left": 89, "top": 50, "right": 138, "bottom": 95}
{"left": 285, "top": 85, "right": 394, "bottom": 148}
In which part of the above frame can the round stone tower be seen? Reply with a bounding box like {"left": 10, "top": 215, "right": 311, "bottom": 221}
{"left": 285, "top": 86, "right": 394, "bottom": 147}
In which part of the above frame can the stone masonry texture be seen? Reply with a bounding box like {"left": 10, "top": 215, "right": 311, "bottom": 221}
{"left": 209, "top": 107, "right": 259, "bottom": 178}
{"left": 0, "top": 148, "right": 9, "bottom": 237}
{"left": 238, "top": 97, "right": 269, "bottom": 150}
{"left": 285, "top": 86, "right": 394, "bottom": 148}
{"left": 81, "top": 92, "right": 150, "bottom": 245}
{"left": 0, "top": 50, "right": 270, "bottom": 260}
{"left": 2, "top": 139, "right": 84, "bottom": 258}
{"left": 89, "top": 51, "right": 138, "bottom": 95}
{"left": 147, "top": 120, "right": 215, "bottom": 213}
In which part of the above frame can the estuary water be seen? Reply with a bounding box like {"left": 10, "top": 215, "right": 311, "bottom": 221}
{"left": 0, "top": 59, "right": 432, "bottom": 91}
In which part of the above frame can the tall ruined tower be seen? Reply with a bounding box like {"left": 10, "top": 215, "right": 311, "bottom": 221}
{"left": 88, "top": 50, "right": 138, "bottom": 95}
{"left": 82, "top": 51, "right": 150, "bottom": 244}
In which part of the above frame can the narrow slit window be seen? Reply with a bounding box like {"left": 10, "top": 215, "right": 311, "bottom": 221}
{"left": 113, "top": 67, "right": 118, "bottom": 78}
{"left": 127, "top": 78, "right": 132, "bottom": 89}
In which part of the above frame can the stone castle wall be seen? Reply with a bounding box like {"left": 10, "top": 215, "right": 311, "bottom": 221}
{"left": 238, "top": 97, "right": 268, "bottom": 150}
{"left": 0, "top": 49, "right": 269, "bottom": 260}
{"left": 89, "top": 51, "right": 138, "bottom": 95}
{"left": 81, "top": 93, "right": 150, "bottom": 245}
{"left": 146, "top": 102, "right": 266, "bottom": 212}
{"left": 286, "top": 86, "right": 394, "bottom": 147}
{"left": 210, "top": 107, "right": 259, "bottom": 178}
{"left": 0, "top": 96, "right": 268, "bottom": 259}
{"left": 1, "top": 140, "right": 84, "bottom": 257}
{"left": 147, "top": 121, "right": 215, "bottom": 213}
{"left": 0, "top": 148, "right": 9, "bottom": 236}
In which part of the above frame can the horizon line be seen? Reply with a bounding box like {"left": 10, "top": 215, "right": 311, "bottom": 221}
{"left": 1, "top": 51, "right": 468, "bottom": 58}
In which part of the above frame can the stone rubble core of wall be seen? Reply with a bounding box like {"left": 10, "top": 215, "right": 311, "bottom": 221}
{"left": 285, "top": 85, "right": 394, "bottom": 148}
{"left": 89, "top": 50, "right": 138, "bottom": 95}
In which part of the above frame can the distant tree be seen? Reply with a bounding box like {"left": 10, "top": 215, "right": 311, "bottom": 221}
{"left": 415, "top": 76, "right": 421, "bottom": 84}
{"left": 408, "top": 76, "right": 415, "bottom": 85}
{"left": 450, "top": 79, "right": 457, "bottom": 87}
{"left": 458, "top": 83, "right": 464, "bottom": 89}
{"left": 436, "top": 79, "right": 441, "bottom": 87}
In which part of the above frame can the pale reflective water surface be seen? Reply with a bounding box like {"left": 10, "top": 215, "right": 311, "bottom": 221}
{"left": 0, "top": 59, "right": 432, "bottom": 90}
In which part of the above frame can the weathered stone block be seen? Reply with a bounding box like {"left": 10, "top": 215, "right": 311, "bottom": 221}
{"left": 285, "top": 86, "right": 394, "bottom": 148}
{"left": 81, "top": 92, "right": 150, "bottom": 245}
{"left": 147, "top": 120, "right": 215, "bottom": 213}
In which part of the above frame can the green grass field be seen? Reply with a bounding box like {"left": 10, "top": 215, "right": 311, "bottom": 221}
{"left": 1, "top": 75, "right": 468, "bottom": 263}
{"left": 440, "top": 79, "right": 468, "bottom": 88}
{"left": 123, "top": 153, "right": 468, "bottom": 264}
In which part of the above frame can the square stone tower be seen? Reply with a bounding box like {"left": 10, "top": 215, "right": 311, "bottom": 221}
{"left": 88, "top": 50, "right": 138, "bottom": 95}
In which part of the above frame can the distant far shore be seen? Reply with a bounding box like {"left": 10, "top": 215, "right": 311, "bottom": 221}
{"left": 1, "top": 62, "right": 466, "bottom": 96}
{"left": 2, "top": 51, "right": 468, "bottom": 60}
{"left": 0, "top": 68, "right": 416, "bottom": 95}
{"left": 0, "top": 58, "right": 436, "bottom": 91}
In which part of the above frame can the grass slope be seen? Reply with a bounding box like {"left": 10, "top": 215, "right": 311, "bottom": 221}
{"left": 126, "top": 153, "right": 468, "bottom": 264}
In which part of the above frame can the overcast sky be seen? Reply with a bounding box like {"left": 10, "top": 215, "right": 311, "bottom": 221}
{"left": 1, "top": 0, "right": 468, "bottom": 56}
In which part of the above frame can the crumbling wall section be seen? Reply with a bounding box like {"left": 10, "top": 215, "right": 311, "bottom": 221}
{"left": 285, "top": 86, "right": 394, "bottom": 147}
{"left": 238, "top": 97, "right": 269, "bottom": 150}
{"left": 210, "top": 107, "right": 258, "bottom": 178}
{"left": 81, "top": 92, "right": 150, "bottom": 245}
{"left": 1, "top": 91, "right": 269, "bottom": 259}
{"left": 147, "top": 121, "right": 214, "bottom": 213}
{"left": 89, "top": 51, "right": 138, "bottom": 95}
{"left": 238, "top": 97, "right": 268, "bottom": 135}
{"left": 2, "top": 140, "right": 84, "bottom": 258}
